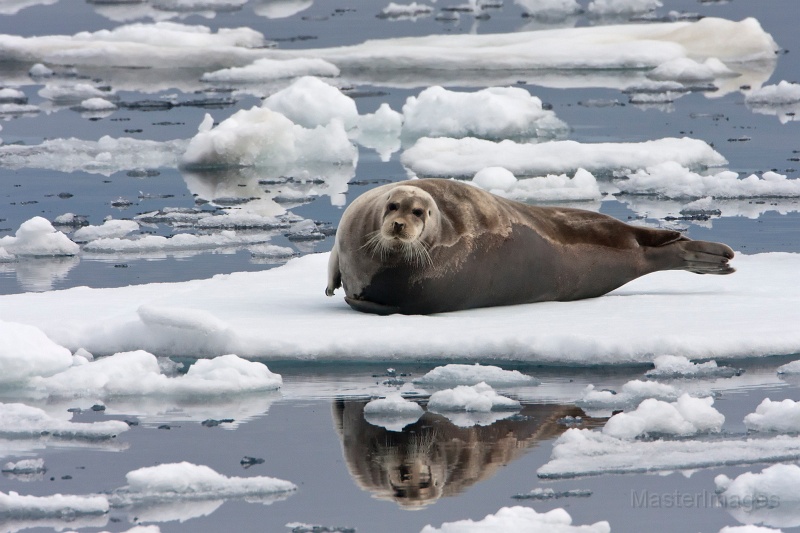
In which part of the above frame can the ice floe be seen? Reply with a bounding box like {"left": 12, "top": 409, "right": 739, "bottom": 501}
{"left": 25, "top": 351, "right": 282, "bottom": 399}
{"left": 378, "top": 2, "right": 434, "bottom": 20}
{"left": 1, "top": 251, "right": 800, "bottom": 363}
{"left": 0, "top": 320, "right": 73, "bottom": 385}
{"left": 262, "top": 76, "right": 359, "bottom": 130}
{"left": 427, "top": 383, "right": 521, "bottom": 412}
{"left": 715, "top": 464, "right": 800, "bottom": 529}
{"left": 644, "top": 355, "right": 742, "bottom": 379}
{"left": 601, "top": 394, "right": 724, "bottom": 439}
{"left": 538, "top": 429, "right": 800, "bottom": 479}
{"left": 363, "top": 393, "right": 424, "bottom": 431}
{"left": 0, "top": 490, "right": 109, "bottom": 519}
{"left": 401, "top": 137, "right": 726, "bottom": 178}
{"left": 577, "top": 380, "right": 697, "bottom": 411}
{"left": 777, "top": 360, "right": 800, "bottom": 375}
{"left": 420, "top": 505, "right": 610, "bottom": 533}
{"left": 744, "top": 399, "right": 800, "bottom": 434}
{"left": 471, "top": 167, "right": 602, "bottom": 202}
{"left": 0, "top": 402, "right": 129, "bottom": 440}
{"left": 646, "top": 57, "right": 737, "bottom": 83}
{"left": 180, "top": 108, "right": 356, "bottom": 170}
{"left": 413, "top": 363, "right": 538, "bottom": 387}
{"left": 587, "top": 0, "right": 661, "bottom": 16}
{"left": 620, "top": 164, "right": 800, "bottom": 199}
{"left": 201, "top": 57, "right": 340, "bottom": 83}
{"left": 72, "top": 219, "right": 139, "bottom": 242}
{"left": 746, "top": 81, "right": 800, "bottom": 106}
{"left": 401, "top": 85, "right": 567, "bottom": 141}
{"left": 0, "top": 217, "right": 79, "bottom": 259}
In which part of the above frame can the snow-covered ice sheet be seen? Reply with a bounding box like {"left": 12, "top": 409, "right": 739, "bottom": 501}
{"left": 538, "top": 429, "right": 800, "bottom": 479}
{"left": 1, "top": 251, "right": 799, "bottom": 363}
{"left": 401, "top": 136, "right": 726, "bottom": 178}
{"left": 420, "top": 506, "right": 610, "bottom": 533}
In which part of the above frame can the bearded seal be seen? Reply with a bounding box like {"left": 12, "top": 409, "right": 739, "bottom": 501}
{"left": 325, "top": 179, "right": 734, "bottom": 315}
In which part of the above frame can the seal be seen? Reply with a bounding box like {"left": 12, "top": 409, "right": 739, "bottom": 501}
{"left": 325, "top": 179, "right": 734, "bottom": 315}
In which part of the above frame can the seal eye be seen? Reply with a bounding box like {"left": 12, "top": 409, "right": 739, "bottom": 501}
{"left": 412, "top": 208, "right": 424, "bottom": 218}
{"left": 387, "top": 203, "right": 398, "bottom": 212}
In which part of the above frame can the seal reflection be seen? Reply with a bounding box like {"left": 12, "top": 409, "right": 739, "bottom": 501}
{"left": 332, "top": 399, "right": 601, "bottom": 509}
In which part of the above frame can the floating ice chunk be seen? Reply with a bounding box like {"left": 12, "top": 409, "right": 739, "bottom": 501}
{"left": 2, "top": 458, "right": 46, "bottom": 475}
{"left": 538, "top": 429, "right": 800, "bottom": 479}
{"left": 473, "top": 167, "right": 518, "bottom": 192}
{"left": 647, "top": 57, "right": 737, "bottom": 82}
{"left": 717, "top": 527, "right": 784, "bottom": 533}
{"left": 621, "top": 163, "right": 800, "bottom": 199}
{"left": 77, "top": 97, "right": 118, "bottom": 111}
{"left": 262, "top": 76, "right": 359, "bottom": 130}
{"left": 180, "top": 107, "right": 356, "bottom": 170}
{"left": 38, "top": 83, "right": 113, "bottom": 104}
{"left": 401, "top": 137, "right": 726, "bottom": 178}
{"left": 109, "top": 461, "right": 297, "bottom": 506}
{"left": 512, "top": 488, "right": 592, "bottom": 500}
{"left": 414, "top": 363, "right": 538, "bottom": 387}
{"left": 28, "top": 63, "right": 53, "bottom": 78}
{"left": 0, "top": 136, "right": 186, "bottom": 176}
{"left": 401, "top": 86, "right": 567, "bottom": 141}
{"left": 577, "top": 379, "right": 687, "bottom": 410}
{"left": 587, "top": 0, "right": 661, "bottom": 16}
{"left": 0, "top": 402, "right": 129, "bottom": 440}
{"left": 514, "top": 0, "right": 581, "bottom": 18}
{"left": 0, "top": 87, "right": 26, "bottom": 103}
{"left": 28, "top": 351, "right": 282, "bottom": 398}
{"left": 0, "top": 320, "right": 73, "bottom": 384}
{"left": 76, "top": 20, "right": 264, "bottom": 49}
{"left": 746, "top": 81, "right": 800, "bottom": 105}
{"left": 715, "top": 464, "right": 800, "bottom": 528}
{"left": 427, "top": 382, "right": 521, "bottom": 413}
{"left": 744, "top": 398, "right": 800, "bottom": 433}
{"left": 0, "top": 490, "right": 109, "bottom": 519}
{"left": 645, "top": 354, "right": 741, "bottom": 379}
{"left": 72, "top": 219, "right": 139, "bottom": 242}
{"left": 602, "top": 394, "right": 724, "bottom": 439}
{"left": 476, "top": 168, "right": 602, "bottom": 202}
{"left": 81, "top": 230, "right": 274, "bottom": 253}
{"left": 363, "top": 393, "right": 424, "bottom": 431}
{"left": 201, "top": 57, "right": 339, "bottom": 83}
{"left": 378, "top": 2, "right": 434, "bottom": 19}
{"left": 353, "top": 102, "right": 403, "bottom": 160}
{"left": 248, "top": 244, "right": 296, "bottom": 260}
{"left": 0, "top": 217, "right": 79, "bottom": 258}
{"left": 420, "top": 505, "right": 611, "bottom": 533}
{"left": 777, "top": 360, "right": 800, "bottom": 375}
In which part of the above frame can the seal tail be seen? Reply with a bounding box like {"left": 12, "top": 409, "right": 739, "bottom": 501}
{"left": 671, "top": 239, "right": 736, "bottom": 275}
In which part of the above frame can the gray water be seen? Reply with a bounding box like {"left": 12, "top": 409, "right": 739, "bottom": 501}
{"left": 1, "top": 0, "right": 800, "bottom": 532}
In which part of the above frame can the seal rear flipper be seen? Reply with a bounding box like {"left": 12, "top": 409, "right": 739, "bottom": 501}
{"left": 344, "top": 296, "right": 401, "bottom": 315}
{"left": 675, "top": 240, "right": 736, "bottom": 275}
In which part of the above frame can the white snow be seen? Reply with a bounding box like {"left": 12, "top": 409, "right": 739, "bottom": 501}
{"left": 0, "top": 320, "right": 73, "bottom": 384}
{"left": 587, "top": 0, "right": 661, "bottom": 16}
{"left": 0, "top": 490, "right": 109, "bottom": 518}
{"left": 26, "top": 351, "right": 281, "bottom": 398}
{"left": 201, "top": 57, "right": 340, "bottom": 83}
{"left": 401, "top": 137, "right": 726, "bottom": 178}
{"left": 647, "top": 57, "right": 737, "bottom": 82}
{"left": 645, "top": 355, "right": 740, "bottom": 379}
{"left": 261, "top": 76, "right": 359, "bottom": 130}
{"left": 363, "top": 393, "right": 424, "bottom": 431}
{"left": 472, "top": 168, "right": 603, "bottom": 202}
{"left": 744, "top": 399, "right": 800, "bottom": 433}
{"left": 413, "top": 364, "right": 538, "bottom": 387}
{"left": 746, "top": 81, "right": 800, "bottom": 105}
{"left": 0, "top": 402, "right": 129, "bottom": 440}
{"left": 538, "top": 429, "right": 800, "bottom": 479}
{"left": 427, "top": 382, "right": 521, "bottom": 412}
{"left": 601, "top": 394, "right": 724, "bottom": 439}
{"left": 72, "top": 219, "right": 139, "bottom": 242}
{"left": 0, "top": 217, "right": 79, "bottom": 258}
{"left": 0, "top": 251, "right": 799, "bottom": 363}
{"left": 180, "top": 108, "right": 356, "bottom": 170}
{"left": 420, "top": 506, "right": 610, "bottom": 533}
{"left": 110, "top": 461, "right": 297, "bottom": 505}
{"left": 401, "top": 85, "right": 567, "bottom": 141}
{"left": 621, "top": 163, "right": 800, "bottom": 199}
{"left": 777, "top": 360, "right": 800, "bottom": 375}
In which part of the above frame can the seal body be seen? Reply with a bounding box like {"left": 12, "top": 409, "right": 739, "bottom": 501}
{"left": 326, "top": 179, "right": 734, "bottom": 315}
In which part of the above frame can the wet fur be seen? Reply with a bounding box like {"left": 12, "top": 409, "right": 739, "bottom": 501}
{"left": 326, "top": 179, "right": 734, "bottom": 315}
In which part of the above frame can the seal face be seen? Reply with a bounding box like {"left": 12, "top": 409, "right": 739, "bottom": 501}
{"left": 326, "top": 179, "right": 734, "bottom": 315}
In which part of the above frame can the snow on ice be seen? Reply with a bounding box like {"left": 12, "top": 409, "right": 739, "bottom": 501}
{"left": 413, "top": 363, "right": 538, "bottom": 387}
{"left": 601, "top": 394, "right": 724, "bottom": 439}
{"left": 744, "top": 399, "right": 800, "bottom": 433}
{"left": 1, "top": 250, "right": 800, "bottom": 363}
{"left": 427, "top": 382, "right": 521, "bottom": 413}
{"left": 644, "top": 355, "right": 741, "bottom": 379}
{"left": 420, "top": 506, "right": 610, "bottom": 533}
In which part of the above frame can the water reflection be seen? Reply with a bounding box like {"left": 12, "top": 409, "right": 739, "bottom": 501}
{"left": 333, "top": 399, "right": 601, "bottom": 509}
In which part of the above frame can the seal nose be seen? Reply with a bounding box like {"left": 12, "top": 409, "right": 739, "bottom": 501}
{"left": 393, "top": 221, "right": 405, "bottom": 233}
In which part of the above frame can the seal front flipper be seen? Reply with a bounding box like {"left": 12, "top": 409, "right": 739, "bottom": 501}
{"left": 326, "top": 243, "right": 342, "bottom": 296}
{"left": 344, "top": 297, "right": 400, "bottom": 315}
